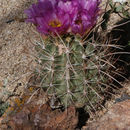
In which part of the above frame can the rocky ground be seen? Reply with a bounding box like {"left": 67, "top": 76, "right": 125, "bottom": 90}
{"left": 0, "top": 0, "right": 130, "bottom": 129}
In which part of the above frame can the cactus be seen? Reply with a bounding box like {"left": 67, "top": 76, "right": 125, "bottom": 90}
{"left": 34, "top": 33, "right": 119, "bottom": 111}
{"left": 25, "top": 0, "right": 123, "bottom": 112}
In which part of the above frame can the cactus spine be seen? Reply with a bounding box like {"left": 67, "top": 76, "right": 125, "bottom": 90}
{"left": 35, "top": 34, "right": 116, "bottom": 111}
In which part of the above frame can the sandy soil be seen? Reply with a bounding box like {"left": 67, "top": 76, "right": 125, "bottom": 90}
{"left": 0, "top": 0, "right": 39, "bottom": 102}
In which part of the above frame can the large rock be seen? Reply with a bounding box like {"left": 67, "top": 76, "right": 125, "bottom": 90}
{"left": 83, "top": 100, "right": 130, "bottom": 130}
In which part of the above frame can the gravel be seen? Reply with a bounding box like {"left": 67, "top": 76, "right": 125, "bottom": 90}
{"left": 0, "top": 0, "right": 38, "bottom": 102}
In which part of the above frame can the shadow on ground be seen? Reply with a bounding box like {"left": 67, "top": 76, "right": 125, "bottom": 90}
{"left": 0, "top": 0, "right": 35, "bottom": 32}
{"left": 109, "top": 18, "right": 130, "bottom": 79}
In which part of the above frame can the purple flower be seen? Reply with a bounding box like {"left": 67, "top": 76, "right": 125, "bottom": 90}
{"left": 25, "top": 0, "right": 100, "bottom": 35}
{"left": 70, "top": 0, "right": 100, "bottom": 35}
{"left": 24, "top": 1, "right": 54, "bottom": 24}
{"left": 25, "top": 0, "right": 70, "bottom": 35}
{"left": 57, "top": 0, "right": 78, "bottom": 21}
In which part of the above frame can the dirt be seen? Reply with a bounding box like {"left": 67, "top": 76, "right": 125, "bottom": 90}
{"left": 0, "top": 0, "right": 37, "bottom": 25}
{"left": 0, "top": 0, "right": 39, "bottom": 103}
{"left": 0, "top": 85, "right": 78, "bottom": 130}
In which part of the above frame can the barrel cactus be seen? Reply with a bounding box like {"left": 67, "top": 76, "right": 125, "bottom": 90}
{"left": 25, "top": 0, "right": 120, "bottom": 112}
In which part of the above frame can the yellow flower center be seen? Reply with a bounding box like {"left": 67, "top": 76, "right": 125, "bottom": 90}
{"left": 49, "top": 19, "right": 62, "bottom": 28}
